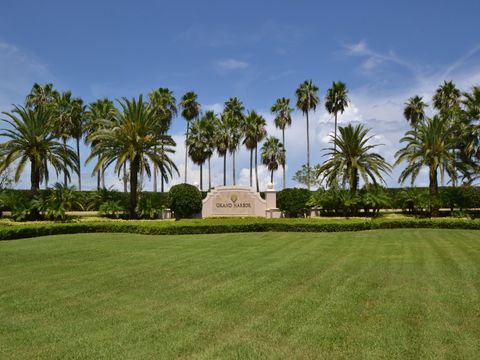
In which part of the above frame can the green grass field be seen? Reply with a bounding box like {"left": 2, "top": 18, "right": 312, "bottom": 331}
{"left": 1, "top": 230, "right": 479, "bottom": 359}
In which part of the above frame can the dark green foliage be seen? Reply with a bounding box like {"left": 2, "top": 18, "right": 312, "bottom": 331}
{"left": 135, "top": 193, "right": 165, "bottom": 219}
{"left": 98, "top": 200, "right": 125, "bottom": 219}
{"left": 168, "top": 183, "right": 202, "bottom": 219}
{"left": 277, "top": 188, "right": 312, "bottom": 217}
{"left": 0, "top": 218, "right": 479, "bottom": 241}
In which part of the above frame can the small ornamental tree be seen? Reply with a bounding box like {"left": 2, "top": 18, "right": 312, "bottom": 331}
{"left": 277, "top": 188, "right": 312, "bottom": 218}
{"left": 168, "top": 183, "right": 202, "bottom": 219}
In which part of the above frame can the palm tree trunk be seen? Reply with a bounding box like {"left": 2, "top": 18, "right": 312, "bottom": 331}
{"left": 123, "top": 162, "right": 128, "bottom": 193}
{"left": 63, "top": 138, "right": 68, "bottom": 187}
{"left": 282, "top": 129, "right": 286, "bottom": 189}
{"left": 232, "top": 152, "right": 236, "bottom": 186}
{"left": 129, "top": 156, "right": 139, "bottom": 219}
{"left": 184, "top": 122, "right": 189, "bottom": 183}
{"left": 101, "top": 165, "right": 105, "bottom": 189}
{"left": 223, "top": 153, "right": 227, "bottom": 186}
{"left": 153, "top": 145, "right": 157, "bottom": 192}
{"left": 306, "top": 111, "right": 310, "bottom": 190}
{"left": 255, "top": 145, "right": 259, "bottom": 192}
{"left": 208, "top": 157, "right": 211, "bottom": 190}
{"left": 200, "top": 164, "right": 203, "bottom": 191}
{"left": 76, "top": 137, "right": 81, "bottom": 191}
{"left": 334, "top": 112, "right": 338, "bottom": 152}
{"left": 270, "top": 169, "right": 273, "bottom": 183}
{"left": 249, "top": 149, "right": 253, "bottom": 187}
{"left": 30, "top": 159, "right": 40, "bottom": 219}
{"left": 429, "top": 167, "right": 439, "bottom": 217}
{"left": 97, "top": 155, "right": 101, "bottom": 190}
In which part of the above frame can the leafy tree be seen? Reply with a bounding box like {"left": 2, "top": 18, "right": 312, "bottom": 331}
{"left": 243, "top": 110, "right": 267, "bottom": 191}
{"left": 187, "top": 116, "right": 213, "bottom": 191}
{"left": 292, "top": 164, "right": 322, "bottom": 188}
{"left": 395, "top": 116, "right": 456, "bottom": 216}
{"left": 87, "top": 96, "right": 178, "bottom": 218}
{"left": 271, "top": 97, "right": 293, "bottom": 189}
{"left": 325, "top": 81, "right": 349, "bottom": 151}
{"left": 261, "top": 136, "right": 285, "bottom": 184}
{"left": 295, "top": 80, "right": 319, "bottom": 189}
{"left": 433, "top": 81, "right": 461, "bottom": 113}
{"left": 199, "top": 111, "right": 218, "bottom": 190}
{"left": 180, "top": 91, "right": 201, "bottom": 183}
{"left": 317, "top": 124, "right": 391, "bottom": 194}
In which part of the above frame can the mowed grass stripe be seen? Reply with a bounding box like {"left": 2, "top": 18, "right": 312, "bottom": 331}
{"left": 0, "top": 230, "right": 479, "bottom": 359}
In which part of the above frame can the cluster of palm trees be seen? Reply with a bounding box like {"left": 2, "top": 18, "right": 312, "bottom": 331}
{"left": 0, "top": 79, "right": 478, "bottom": 218}
{"left": 396, "top": 81, "right": 480, "bottom": 215}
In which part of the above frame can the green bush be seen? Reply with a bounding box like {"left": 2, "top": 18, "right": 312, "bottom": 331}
{"left": 98, "top": 200, "right": 125, "bottom": 219}
{"left": 0, "top": 218, "right": 479, "bottom": 241}
{"left": 168, "top": 183, "right": 202, "bottom": 219}
{"left": 135, "top": 193, "right": 165, "bottom": 219}
{"left": 277, "top": 188, "right": 312, "bottom": 217}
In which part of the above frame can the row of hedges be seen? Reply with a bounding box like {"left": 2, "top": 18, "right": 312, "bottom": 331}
{"left": 277, "top": 186, "right": 480, "bottom": 217}
{"left": 1, "top": 218, "right": 479, "bottom": 241}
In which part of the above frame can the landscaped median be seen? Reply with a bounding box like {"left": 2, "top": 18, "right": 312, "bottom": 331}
{"left": 1, "top": 217, "right": 480, "bottom": 240}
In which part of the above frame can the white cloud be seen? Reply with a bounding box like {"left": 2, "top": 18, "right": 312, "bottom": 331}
{"left": 216, "top": 58, "right": 249, "bottom": 71}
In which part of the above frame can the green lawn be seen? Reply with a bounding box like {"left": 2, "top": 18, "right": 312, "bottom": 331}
{"left": 1, "top": 230, "right": 479, "bottom": 359}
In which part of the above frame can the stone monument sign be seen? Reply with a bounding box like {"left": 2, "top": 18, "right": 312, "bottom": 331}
{"left": 202, "top": 185, "right": 280, "bottom": 218}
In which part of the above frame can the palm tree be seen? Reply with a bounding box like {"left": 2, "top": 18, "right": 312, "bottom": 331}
{"left": 70, "top": 98, "right": 86, "bottom": 190}
{"left": 223, "top": 97, "right": 245, "bottom": 185}
{"left": 296, "top": 80, "right": 319, "bottom": 190}
{"left": 325, "top": 81, "right": 349, "bottom": 152}
{"left": 25, "top": 83, "right": 59, "bottom": 110}
{"left": 87, "top": 96, "right": 178, "bottom": 218}
{"left": 85, "top": 98, "right": 117, "bottom": 190}
{"left": 317, "top": 124, "right": 391, "bottom": 194}
{"left": 395, "top": 116, "right": 456, "bottom": 216}
{"left": 149, "top": 88, "right": 177, "bottom": 192}
{"left": 271, "top": 97, "right": 293, "bottom": 189}
{"left": 461, "top": 86, "right": 480, "bottom": 160}
{"left": 180, "top": 91, "right": 201, "bottom": 184}
{"left": 215, "top": 114, "right": 230, "bottom": 186}
{"left": 0, "top": 105, "right": 78, "bottom": 199}
{"left": 200, "top": 111, "right": 217, "bottom": 190}
{"left": 261, "top": 136, "right": 285, "bottom": 184}
{"left": 403, "top": 95, "right": 428, "bottom": 129}
{"left": 433, "top": 81, "right": 461, "bottom": 113}
{"left": 187, "top": 117, "right": 212, "bottom": 191}
{"left": 243, "top": 111, "right": 267, "bottom": 191}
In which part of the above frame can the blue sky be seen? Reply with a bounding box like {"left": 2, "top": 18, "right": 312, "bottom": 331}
{"left": 1, "top": 0, "right": 480, "bottom": 190}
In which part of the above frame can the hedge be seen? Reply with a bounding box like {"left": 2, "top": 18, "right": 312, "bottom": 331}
{"left": 1, "top": 218, "right": 479, "bottom": 241}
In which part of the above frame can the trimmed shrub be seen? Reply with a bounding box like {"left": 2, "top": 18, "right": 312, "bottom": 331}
{"left": 168, "top": 183, "right": 202, "bottom": 219}
{"left": 277, "top": 188, "right": 312, "bottom": 217}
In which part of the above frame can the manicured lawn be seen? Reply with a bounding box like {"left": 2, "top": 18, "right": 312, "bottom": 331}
{"left": 1, "top": 230, "right": 479, "bottom": 359}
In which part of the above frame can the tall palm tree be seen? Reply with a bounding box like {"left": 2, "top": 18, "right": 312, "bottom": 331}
{"left": 395, "top": 116, "right": 456, "bottom": 216}
{"left": 461, "top": 86, "right": 480, "bottom": 159}
{"left": 433, "top": 81, "right": 461, "bottom": 113}
{"left": 200, "top": 111, "right": 217, "bottom": 190}
{"left": 243, "top": 111, "right": 267, "bottom": 191}
{"left": 325, "top": 81, "right": 349, "bottom": 152}
{"left": 223, "top": 97, "right": 245, "bottom": 185}
{"left": 261, "top": 136, "right": 285, "bottom": 184}
{"left": 296, "top": 80, "right": 319, "bottom": 190}
{"left": 0, "top": 105, "right": 78, "bottom": 198}
{"left": 187, "top": 117, "right": 212, "bottom": 191}
{"left": 215, "top": 114, "right": 230, "bottom": 186}
{"left": 53, "top": 90, "right": 76, "bottom": 186}
{"left": 317, "top": 124, "right": 391, "bottom": 194}
{"left": 25, "top": 83, "right": 59, "bottom": 110}
{"left": 149, "top": 88, "right": 177, "bottom": 192}
{"left": 271, "top": 97, "right": 293, "bottom": 189}
{"left": 180, "top": 91, "right": 200, "bottom": 184}
{"left": 87, "top": 96, "right": 178, "bottom": 218}
{"left": 85, "top": 98, "right": 117, "bottom": 190}
{"left": 70, "top": 98, "right": 86, "bottom": 190}
{"left": 403, "top": 95, "right": 428, "bottom": 129}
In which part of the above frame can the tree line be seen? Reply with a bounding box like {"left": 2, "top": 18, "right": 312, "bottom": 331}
{"left": 0, "top": 80, "right": 479, "bottom": 218}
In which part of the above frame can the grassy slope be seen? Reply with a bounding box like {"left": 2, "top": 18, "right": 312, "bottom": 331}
{"left": 1, "top": 230, "right": 479, "bottom": 359}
